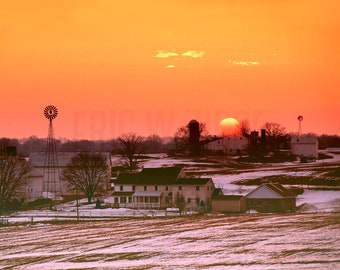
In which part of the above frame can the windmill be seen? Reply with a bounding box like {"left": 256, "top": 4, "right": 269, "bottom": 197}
{"left": 297, "top": 115, "right": 303, "bottom": 136}
{"left": 43, "top": 105, "right": 62, "bottom": 198}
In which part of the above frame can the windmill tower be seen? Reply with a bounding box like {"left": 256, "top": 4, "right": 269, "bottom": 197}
{"left": 297, "top": 115, "right": 303, "bottom": 136}
{"left": 43, "top": 105, "right": 62, "bottom": 198}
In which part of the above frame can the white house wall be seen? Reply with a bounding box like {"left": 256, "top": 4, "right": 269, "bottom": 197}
{"left": 111, "top": 180, "right": 215, "bottom": 210}
{"left": 291, "top": 144, "right": 318, "bottom": 158}
{"left": 205, "top": 136, "right": 248, "bottom": 154}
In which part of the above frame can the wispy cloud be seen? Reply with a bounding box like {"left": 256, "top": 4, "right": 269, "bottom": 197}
{"left": 155, "top": 49, "right": 205, "bottom": 69}
{"left": 228, "top": 60, "right": 260, "bottom": 66}
{"left": 155, "top": 50, "right": 178, "bottom": 58}
{"left": 182, "top": 50, "right": 205, "bottom": 58}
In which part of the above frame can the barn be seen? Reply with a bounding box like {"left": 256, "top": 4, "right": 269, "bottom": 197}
{"left": 245, "top": 183, "right": 296, "bottom": 213}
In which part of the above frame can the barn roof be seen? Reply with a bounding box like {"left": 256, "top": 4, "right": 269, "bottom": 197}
{"left": 291, "top": 136, "right": 318, "bottom": 144}
{"left": 246, "top": 183, "right": 296, "bottom": 199}
{"left": 265, "top": 183, "right": 296, "bottom": 197}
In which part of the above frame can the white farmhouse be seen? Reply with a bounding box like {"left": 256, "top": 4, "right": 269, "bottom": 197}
{"left": 109, "top": 167, "right": 215, "bottom": 211}
{"left": 203, "top": 135, "right": 248, "bottom": 155}
{"left": 291, "top": 136, "right": 318, "bottom": 159}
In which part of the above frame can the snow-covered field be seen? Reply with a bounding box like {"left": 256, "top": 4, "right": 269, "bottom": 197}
{"left": 0, "top": 213, "right": 339, "bottom": 269}
{"left": 1, "top": 152, "right": 339, "bottom": 269}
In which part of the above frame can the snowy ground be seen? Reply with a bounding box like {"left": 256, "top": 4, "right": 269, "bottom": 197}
{"left": 0, "top": 152, "right": 339, "bottom": 269}
{"left": 4, "top": 151, "right": 340, "bottom": 223}
{"left": 0, "top": 213, "right": 339, "bottom": 269}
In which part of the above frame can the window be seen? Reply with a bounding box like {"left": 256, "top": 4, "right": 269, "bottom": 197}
{"left": 120, "top": 185, "right": 123, "bottom": 191}
{"left": 155, "top": 186, "right": 158, "bottom": 191}
{"left": 178, "top": 186, "right": 182, "bottom": 191}
{"left": 196, "top": 186, "right": 200, "bottom": 191}
{"left": 144, "top": 186, "right": 147, "bottom": 191}
{"left": 196, "top": 198, "right": 200, "bottom": 205}
{"left": 132, "top": 185, "right": 135, "bottom": 191}
{"left": 187, "top": 198, "right": 191, "bottom": 203}
{"left": 128, "top": 197, "right": 132, "bottom": 203}
{"left": 120, "top": 197, "right": 127, "bottom": 203}
{"left": 165, "top": 186, "right": 169, "bottom": 191}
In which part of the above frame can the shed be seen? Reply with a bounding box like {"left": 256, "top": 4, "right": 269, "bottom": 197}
{"left": 245, "top": 183, "right": 296, "bottom": 213}
{"left": 212, "top": 194, "right": 246, "bottom": 213}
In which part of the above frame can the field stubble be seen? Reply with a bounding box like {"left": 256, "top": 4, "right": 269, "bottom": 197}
{"left": 0, "top": 212, "right": 339, "bottom": 269}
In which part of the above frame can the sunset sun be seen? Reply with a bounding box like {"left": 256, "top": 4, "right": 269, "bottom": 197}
{"left": 219, "top": 118, "right": 240, "bottom": 136}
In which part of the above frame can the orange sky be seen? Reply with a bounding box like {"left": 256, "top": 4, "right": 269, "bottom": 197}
{"left": 1, "top": 0, "right": 339, "bottom": 140}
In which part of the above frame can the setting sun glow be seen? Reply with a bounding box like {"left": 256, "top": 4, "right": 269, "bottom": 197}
{"left": 0, "top": 0, "right": 339, "bottom": 139}
{"left": 219, "top": 118, "right": 240, "bottom": 136}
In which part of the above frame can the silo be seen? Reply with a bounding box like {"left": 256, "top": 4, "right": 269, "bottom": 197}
{"left": 188, "top": 119, "right": 200, "bottom": 155}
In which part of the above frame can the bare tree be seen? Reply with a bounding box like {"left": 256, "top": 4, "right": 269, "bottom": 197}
{"left": 261, "top": 122, "right": 289, "bottom": 152}
{"left": 142, "top": 134, "right": 166, "bottom": 153}
{"left": 0, "top": 157, "right": 31, "bottom": 213}
{"left": 239, "top": 119, "right": 251, "bottom": 137}
{"left": 175, "top": 192, "right": 186, "bottom": 216}
{"left": 61, "top": 153, "right": 109, "bottom": 203}
{"left": 117, "top": 133, "right": 143, "bottom": 171}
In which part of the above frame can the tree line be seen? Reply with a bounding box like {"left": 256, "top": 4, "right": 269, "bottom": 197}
{"left": 0, "top": 134, "right": 169, "bottom": 157}
{"left": 1, "top": 126, "right": 340, "bottom": 158}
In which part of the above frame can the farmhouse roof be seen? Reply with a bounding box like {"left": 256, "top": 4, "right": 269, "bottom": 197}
{"left": 113, "top": 167, "right": 212, "bottom": 186}
{"left": 139, "top": 167, "right": 183, "bottom": 184}
{"left": 114, "top": 167, "right": 183, "bottom": 185}
{"left": 177, "top": 178, "right": 212, "bottom": 185}
{"left": 114, "top": 172, "right": 140, "bottom": 184}
{"left": 246, "top": 183, "right": 296, "bottom": 199}
{"left": 110, "top": 191, "right": 134, "bottom": 196}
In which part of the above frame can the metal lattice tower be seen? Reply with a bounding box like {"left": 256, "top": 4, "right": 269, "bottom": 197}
{"left": 43, "top": 105, "right": 62, "bottom": 197}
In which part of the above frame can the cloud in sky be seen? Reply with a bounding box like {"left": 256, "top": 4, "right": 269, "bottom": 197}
{"left": 182, "top": 50, "right": 205, "bottom": 58}
{"left": 155, "top": 50, "right": 205, "bottom": 59}
{"left": 228, "top": 60, "right": 260, "bottom": 66}
{"left": 155, "top": 51, "right": 178, "bottom": 58}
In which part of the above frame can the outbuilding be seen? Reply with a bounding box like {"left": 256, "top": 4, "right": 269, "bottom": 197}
{"left": 212, "top": 194, "right": 246, "bottom": 213}
{"left": 245, "top": 183, "right": 296, "bottom": 213}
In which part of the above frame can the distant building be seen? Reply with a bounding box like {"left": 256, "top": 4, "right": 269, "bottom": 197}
{"left": 291, "top": 136, "right": 318, "bottom": 159}
{"left": 25, "top": 152, "right": 111, "bottom": 200}
{"left": 203, "top": 135, "right": 248, "bottom": 155}
{"left": 245, "top": 183, "right": 296, "bottom": 213}
{"left": 108, "top": 167, "right": 215, "bottom": 211}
